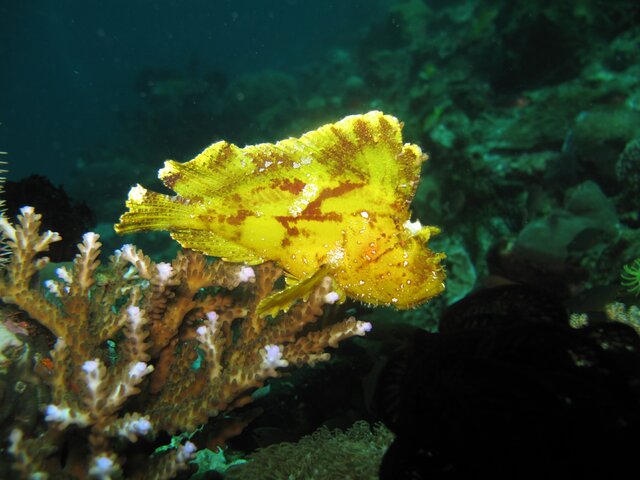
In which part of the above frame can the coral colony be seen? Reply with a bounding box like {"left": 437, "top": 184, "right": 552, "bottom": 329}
{"left": 0, "top": 206, "right": 372, "bottom": 478}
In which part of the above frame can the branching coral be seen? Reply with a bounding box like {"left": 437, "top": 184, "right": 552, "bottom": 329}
{"left": 0, "top": 207, "right": 371, "bottom": 479}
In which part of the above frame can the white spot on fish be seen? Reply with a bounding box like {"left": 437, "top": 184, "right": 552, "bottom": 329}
{"left": 403, "top": 219, "right": 422, "bottom": 235}
{"left": 327, "top": 247, "right": 345, "bottom": 265}
{"left": 289, "top": 183, "right": 318, "bottom": 217}
{"left": 129, "top": 185, "right": 147, "bottom": 203}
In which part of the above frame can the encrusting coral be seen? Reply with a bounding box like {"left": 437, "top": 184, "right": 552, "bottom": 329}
{"left": 225, "top": 420, "right": 394, "bottom": 480}
{"left": 0, "top": 206, "right": 371, "bottom": 479}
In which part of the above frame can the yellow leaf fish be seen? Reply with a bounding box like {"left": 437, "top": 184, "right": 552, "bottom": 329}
{"left": 115, "top": 111, "right": 445, "bottom": 315}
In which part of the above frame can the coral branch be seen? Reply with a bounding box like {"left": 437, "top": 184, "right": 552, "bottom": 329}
{"left": 0, "top": 208, "right": 372, "bottom": 477}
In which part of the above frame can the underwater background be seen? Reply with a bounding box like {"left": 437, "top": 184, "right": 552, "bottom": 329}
{"left": 2, "top": 0, "right": 640, "bottom": 478}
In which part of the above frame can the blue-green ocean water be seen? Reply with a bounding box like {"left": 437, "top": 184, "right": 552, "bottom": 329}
{"left": 0, "top": 0, "right": 386, "bottom": 184}
{"left": 2, "top": 1, "right": 640, "bottom": 478}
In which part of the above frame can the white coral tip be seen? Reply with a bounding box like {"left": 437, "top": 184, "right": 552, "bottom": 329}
{"left": 177, "top": 441, "right": 197, "bottom": 463}
{"left": 324, "top": 291, "right": 340, "bottom": 304}
{"left": 262, "top": 344, "right": 289, "bottom": 370}
{"left": 196, "top": 325, "right": 207, "bottom": 337}
{"left": 359, "top": 321, "right": 373, "bottom": 334}
{"left": 155, "top": 262, "right": 173, "bottom": 282}
{"left": 135, "top": 417, "right": 152, "bottom": 434}
{"left": 238, "top": 266, "right": 255, "bottom": 282}
{"left": 82, "top": 360, "right": 100, "bottom": 374}
{"left": 129, "top": 361, "right": 152, "bottom": 380}
{"left": 56, "top": 266, "right": 72, "bottom": 283}
{"left": 89, "top": 455, "right": 116, "bottom": 478}
{"left": 44, "top": 404, "right": 71, "bottom": 423}
{"left": 127, "top": 417, "right": 152, "bottom": 436}
{"left": 83, "top": 231, "right": 100, "bottom": 246}
{"left": 126, "top": 305, "right": 142, "bottom": 326}
{"left": 44, "top": 279, "right": 61, "bottom": 296}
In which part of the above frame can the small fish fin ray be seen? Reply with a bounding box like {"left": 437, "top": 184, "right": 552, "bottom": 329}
{"left": 291, "top": 111, "right": 426, "bottom": 205}
{"left": 115, "top": 185, "right": 262, "bottom": 263}
{"left": 257, "top": 266, "right": 331, "bottom": 318}
{"left": 115, "top": 185, "right": 200, "bottom": 234}
{"left": 159, "top": 141, "right": 251, "bottom": 197}
{"left": 170, "top": 230, "right": 264, "bottom": 264}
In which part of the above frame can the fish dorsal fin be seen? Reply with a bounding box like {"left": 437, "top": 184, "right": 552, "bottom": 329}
{"left": 159, "top": 141, "right": 249, "bottom": 198}
{"left": 285, "top": 110, "right": 425, "bottom": 207}
{"left": 157, "top": 111, "right": 425, "bottom": 209}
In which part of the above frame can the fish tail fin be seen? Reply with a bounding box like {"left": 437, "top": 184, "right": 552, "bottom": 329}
{"left": 114, "top": 184, "right": 197, "bottom": 234}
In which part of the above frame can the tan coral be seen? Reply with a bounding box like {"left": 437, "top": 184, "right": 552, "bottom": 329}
{"left": 0, "top": 207, "right": 372, "bottom": 478}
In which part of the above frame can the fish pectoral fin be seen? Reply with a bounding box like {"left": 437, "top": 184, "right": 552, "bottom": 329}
{"left": 257, "top": 266, "right": 332, "bottom": 318}
{"left": 284, "top": 272, "right": 301, "bottom": 286}
{"left": 171, "top": 230, "right": 264, "bottom": 264}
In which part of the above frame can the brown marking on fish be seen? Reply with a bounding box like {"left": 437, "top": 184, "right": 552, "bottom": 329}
{"left": 163, "top": 172, "right": 182, "bottom": 190}
{"left": 302, "top": 212, "right": 343, "bottom": 223}
{"left": 275, "top": 216, "right": 300, "bottom": 236}
{"left": 198, "top": 214, "right": 215, "bottom": 225}
{"left": 322, "top": 127, "right": 367, "bottom": 180}
{"left": 216, "top": 142, "right": 234, "bottom": 162}
{"left": 272, "top": 178, "right": 306, "bottom": 195}
{"left": 330, "top": 126, "right": 358, "bottom": 156}
{"left": 378, "top": 114, "right": 394, "bottom": 143}
{"left": 227, "top": 209, "right": 252, "bottom": 225}
{"left": 303, "top": 182, "right": 365, "bottom": 217}
{"left": 353, "top": 118, "right": 373, "bottom": 143}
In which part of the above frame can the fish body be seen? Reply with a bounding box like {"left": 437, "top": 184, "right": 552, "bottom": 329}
{"left": 115, "top": 111, "right": 445, "bottom": 315}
